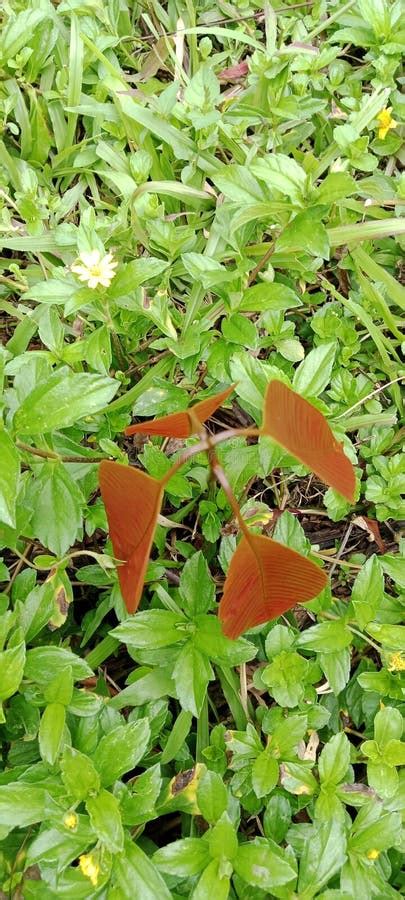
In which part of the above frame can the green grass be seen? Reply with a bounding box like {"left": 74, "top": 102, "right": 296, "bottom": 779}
{"left": 0, "top": 0, "right": 404, "bottom": 896}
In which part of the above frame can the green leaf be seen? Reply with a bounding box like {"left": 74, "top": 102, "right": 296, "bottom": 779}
{"left": 263, "top": 794, "right": 292, "bottom": 844}
{"left": 192, "top": 858, "right": 232, "bottom": 900}
{"left": 351, "top": 556, "right": 384, "bottom": 629}
{"left": 297, "top": 821, "right": 347, "bottom": 895}
{"left": 297, "top": 621, "right": 352, "bottom": 653}
{"left": 208, "top": 814, "right": 238, "bottom": 861}
{"left": 92, "top": 719, "right": 150, "bottom": 786}
{"left": 160, "top": 710, "right": 193, "bottom": 765}
{"left": 24, "top": 645, "right": 93, "bottom": 683}
{"left": 61, "top": 747, "right": 101, "bottom": 801}
{"left": 251, "top": 154, "right": 307, "bottom": 201}
{"left": 348, "top": 801, "right": 401, "bottom": 855}
{"left": 86, "top": 789, "right": 124, "bottom": 853}
{"left": 277, "top": 209, "right": 330, "bottom": 259}
{"left": 114, "top": 836, "right": 172, "bottom": 899}
{"left": 30, "top": 462, "right": 83, "bottom": 557}
{"left": 318, "top": 648, "right": 351, "bottom": 695}
{"left": 197, "top": 769, "right": 228, "bottom": 824}
{"left": 315, "top": 172, "right": 356, "bottom": 204}
{"left": 154, "top": 838, "right": 210, "bottom": 876}
{"left": 239, "top": 283, "right": 303, "bottom": 313}
{"left": 318, "top": 733, "right": 350, "bottom": 787}
{"left": 252, "top": 751, "right": 279, "bottom": 798}
{"left": 374, "top": 705, "right": 403, "bottom": 746}
{"left": 108, "top": 258, "right": 169, "bottom": 298}
{"left": 179, "top": 551, "right": 215, "bottom": 616}
{"left": 262, "top": 651, "right": 310, "bottom": 707}
{"left": 39, "top": 702, "right": 65, "bottom": 765}
{"left": 0, "top": 784, "right": 46, "bottom": 829}
{"left": 0, "top": 639, "right": 25, "bottom": 713}
{"left": 0, "top": 429, "right": 19, "bottom": 528}
{"left": 111, "top": 611, "right": 185, "bottom": 649}
{"left": 292, "top": 342, "right": 336, "bottom": 396}
{"left": 234, "top": 838, "right": 297, "bottom": 893}
{"left": 14, "top": 370, "right": 118, "bottom": 434}
{"left": 367, "top": 622, "right": 405, "bottom": 650}
{"left": 173, "top": 641, "right": 213, "bottom": 717}
{"left": 193, "top": 616, "right": 256, "bottom": 667}
{"left": 26, "top": 818, "right": 95, "bottom": 871}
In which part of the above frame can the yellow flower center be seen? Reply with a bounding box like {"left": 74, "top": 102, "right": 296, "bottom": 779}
{"left": 387, "top": 651, "right": 405, "bottom": 672}
{"left": 367, "top": 848, "right": 379, "bottom": 861}
{"left": 79, "top": 853, "right": 100, "bottom": 886}
{"left": 63, "top": 811, "right": 78, "bottom": 830}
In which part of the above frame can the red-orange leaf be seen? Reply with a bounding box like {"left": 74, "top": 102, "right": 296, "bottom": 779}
{"left": 99, "top": 460, "right": 163, "bottom": 614}
{"left": 125, "top": 384, "right": 236, "bottom": 439}
{"left": 219, "top": 533, "right": 328, "bottom": 639}
{"left": 262, "top": 380, "right": 356, "bottom": 502}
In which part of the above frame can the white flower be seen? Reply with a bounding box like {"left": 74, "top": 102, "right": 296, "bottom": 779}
{"left": 71, "top": 249, "right": 118, "bottom": 289}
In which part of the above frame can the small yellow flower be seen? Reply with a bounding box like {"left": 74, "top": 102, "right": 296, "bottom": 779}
{"left": 63, "top": 811, "right": 78, "bottom": 830}
{"left": 71, "top": 249, "right": 118, "bottom": 289}
{"left": 79, "top": 852, "right": 99, "bottom": 887}
{"left": 367, "top": 848, "right": 380, "bottom": 861}
{"left": 387, "top": 651, "right": 405, "bottom": 673}
{"left": 376, "top": 107, "right": 398, "bottom": 140}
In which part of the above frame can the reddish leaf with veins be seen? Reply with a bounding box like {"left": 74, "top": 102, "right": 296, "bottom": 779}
{"left": 263, "top": 380, "right": 356, "bottom": 502}
{"left": 99, "top": 460, "right": 163, "bottom": 614}
{"left": 125, "top": 384, "right": 236, "bottom": 439}
{"left": 219, "top": 533, "right": 328, "bottom": 639}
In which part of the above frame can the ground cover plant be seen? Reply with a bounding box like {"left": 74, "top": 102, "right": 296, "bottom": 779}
{"left": 0, "top": 0, "right": 404, "bottom": 896}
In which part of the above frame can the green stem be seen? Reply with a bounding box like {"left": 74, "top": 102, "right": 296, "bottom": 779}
{"left": 196, "top": 695, "right": 209, "bottom": 762}
{"left": 217, "top": 666, "right": 250, "bottom": 730}
{"left": 85, "top": 635, "right": 120, "bottom": 670}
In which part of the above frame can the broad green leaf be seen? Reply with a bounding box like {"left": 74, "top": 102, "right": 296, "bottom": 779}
{"left": 30, "top": 462, "right": 83, "bottom": 557}
{"left": 111, "top": 611, "right": 185, "bottom": 649}
{"left": 262, "top": 651, "right": 310, "bottom": 707}
{"left": 239, "top": 283, "right": 303, "bottom": 313}
{"left": 86, "top": 789, "right": 124, "bottom": 853}
{"left": 277, "top": 209, "right": 330, "bottom": 259}
{"left": 251, "top": 154, "right": 307, "bottom": 201}
{"left": 108, "top": 258, "right": 169, "bottom": 298}
{"left": 92, "top": 719, "right": 150, "bottom": 786}
{"left": 192, "top": 858, "right": 231, "bottom": 900}
{"left": 196, "top": 769, "right": 228, "bottom": 824}
{"left": 61, "top": 747, "right": 101, "bottom": 801}
{"left": 113, "top": 837, "right": 172, "bottom": 900}
{"left": 367, "top": 622, "right": 405, "bottom": 650}
{"left": 234, "top": 838, "right": 297, "bottom": 892}
{"left": 14, "top": 370, "right": 118, "bottom": 433}
{"left": 39, "top": 702, "right": 65, "bottom": 765}
{"left": 24, "top": 645, "right": 93, "bottom": 683}
{"left": 297, "top": 820, "right": 347, "bottom": 895}
{"left": 0, "top": 638, "right": 25, "bottom": 719}
{"left": 292, "top": 342, "right": 336, "bottom": 396}
{"left": 351, "top": 555, "right": 384, "bottom": 629}
{"left": 0, "top": 784, "right": 46, "bottom": 829}
{"left": 318, "top": 648, "right": 351, "bottom": 696}
{"left": 0, "top": 429, "right": 19, "bottom": 528}
{"left": 193, "top": 616, "right": 257, "bottom": 667}
{"left": 179, "top": 551, "right": 215, "bottom": 616}
{"left": 297, "top": 621, "right": 352, "bottom": 653}
{"left": 154, "top": 838, "right": 210, "bottom": 876}
{"left": 173, "top": 641, "right": 213, "bottom": 717}
{"left": 252, "top": 751, "right": 279, "bottom": 798}
{"left": 318, "top": 733, "right": 350, "bottom": 787}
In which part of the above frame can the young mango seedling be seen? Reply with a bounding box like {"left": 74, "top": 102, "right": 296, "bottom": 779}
{"left": 99, "top": 381, "right": 355, "bottom": 638}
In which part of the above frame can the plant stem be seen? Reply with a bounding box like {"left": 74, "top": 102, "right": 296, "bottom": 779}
{"left": 16, "top": 440, "right": 104, "bottom": 464}
{"left": 85, "top": 635, "right": 120, "bottom": 669}
{"left": 196, "top": 695, "right": 209, "bottom": 762}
